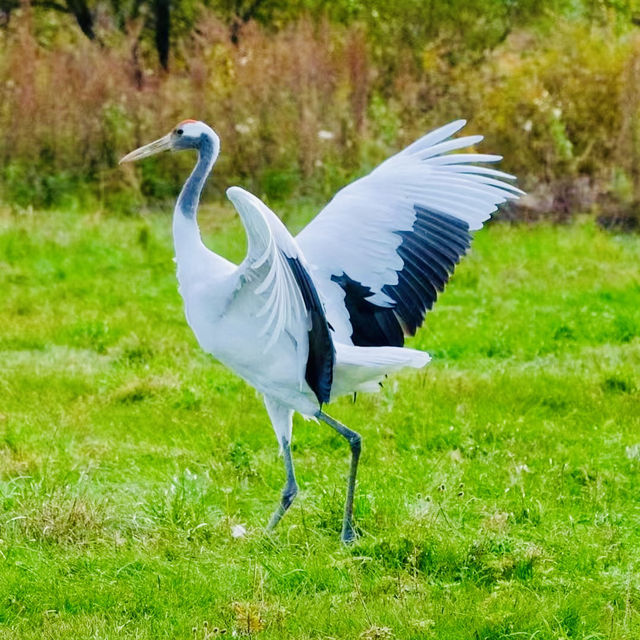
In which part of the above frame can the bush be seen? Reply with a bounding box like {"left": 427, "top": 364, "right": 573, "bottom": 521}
{"left": 0, "top": 4, "right": 638, "bottom": 222}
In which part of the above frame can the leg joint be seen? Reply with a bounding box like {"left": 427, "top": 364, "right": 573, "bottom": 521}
{"left": 349, "top": 432, "right": 362, "bottom": 456}
{"left": 281, "top": 482, "right": 298, "bottom": 510}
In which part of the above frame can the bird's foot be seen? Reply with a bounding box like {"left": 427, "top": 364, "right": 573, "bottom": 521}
{"left": 340, "top": 521, "right": 357, "bottom": 545}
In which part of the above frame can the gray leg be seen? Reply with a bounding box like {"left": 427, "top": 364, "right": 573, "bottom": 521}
{"left": 317, "top": 411, "right": 362, "bottom": 544}
{"left": 266, "top": 437, "right": 298, "bottom": 531}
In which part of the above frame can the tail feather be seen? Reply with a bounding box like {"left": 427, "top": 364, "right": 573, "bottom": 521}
{"left": 331, "top": 342, "right": 430, "bottom": 398}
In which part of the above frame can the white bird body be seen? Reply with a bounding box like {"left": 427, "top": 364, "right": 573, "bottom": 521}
{"left": 186, "top": 282, "right": 321, "bottom": 417}
{"left": 173, "top": 191, "right": 430, "bottom": 422}
{"left": 172, "top": 182, "right": 437, "bottom": 420}
{"left": 120, "top": 118, "right": 522, "bottom": 542}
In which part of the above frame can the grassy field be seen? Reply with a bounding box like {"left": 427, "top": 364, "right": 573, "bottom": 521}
{"left": 1, "top": 205, "right": 639, "bottom": 639}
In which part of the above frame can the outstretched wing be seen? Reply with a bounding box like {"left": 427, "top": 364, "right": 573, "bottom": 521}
{"left": 295, "top": 120, "right": 523, "bottom": 346}
{"left": 227, "top": 186, "right": 334, "bottom": 404}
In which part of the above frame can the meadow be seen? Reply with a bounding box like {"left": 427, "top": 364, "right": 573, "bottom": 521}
{"left": 0, "top": 203, "right": 639, "bottom": 639}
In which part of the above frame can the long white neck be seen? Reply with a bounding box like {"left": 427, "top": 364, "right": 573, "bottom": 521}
{"left": 172, "top": 134, "right": 218, "bottom": 269}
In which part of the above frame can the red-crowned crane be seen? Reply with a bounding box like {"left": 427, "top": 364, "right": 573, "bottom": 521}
{"left": 120, "top": 120, "right": 522, "bottom": 543}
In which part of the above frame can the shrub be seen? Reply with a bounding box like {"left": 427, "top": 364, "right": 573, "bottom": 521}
{"left": 0, "top": 5, "right": 638, "bottom": 222}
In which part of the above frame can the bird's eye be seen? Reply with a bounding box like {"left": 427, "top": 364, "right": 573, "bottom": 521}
{"left": 176, "top": 128, "right": 184, "bottom": 136}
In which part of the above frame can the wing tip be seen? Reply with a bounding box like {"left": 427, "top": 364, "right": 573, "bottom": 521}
{"left": 441, "top": 119, "right": 468, "bottom": 139}
{"left": 226, "top": 185, "right": 247, "bottom": 201}
{"left": 456, "top": 133, "right": 484, "bottom": 148}
{"left": 227, "top": 186, "right": 270, "bottom": 217}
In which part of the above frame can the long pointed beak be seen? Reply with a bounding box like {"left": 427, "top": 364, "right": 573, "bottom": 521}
{"left": 119, "top": 133, "right": 173, "bottom": 164}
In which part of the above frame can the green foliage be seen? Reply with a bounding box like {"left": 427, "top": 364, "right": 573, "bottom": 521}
{"left": 1, "top": 2, "right": 640, "bottom": 219}
{"left": 0, "top": 207, "right": 639, "bottom": 638}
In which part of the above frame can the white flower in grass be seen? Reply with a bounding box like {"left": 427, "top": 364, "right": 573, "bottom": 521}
{"left": 235, "top": 117, "right": 256, "bottom": 136}
{"left": 318, "top": 129, "right": 335, "bottom": 140}
{"left": 626, "top": 444, "right": 640, "bottom": 460}
{"left": 231, "top": 523, "right": 247, "bottom": 539}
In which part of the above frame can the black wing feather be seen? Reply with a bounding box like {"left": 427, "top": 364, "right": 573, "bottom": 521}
{"left": 284, "top": 254, "right": 335, "bottom": 405}
{"left": 331, "top": 206, "right": 472, "bottom": 346}
{"left": 330, "top": 273, "right": 404, "bottom": 347}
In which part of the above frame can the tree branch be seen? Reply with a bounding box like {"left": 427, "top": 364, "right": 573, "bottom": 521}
{"left": 230, "top": 0, "right": 269, "bottom": 45}
{"left": 35, "top": 0, "right": 70, "bottom": 12}
{"left": 240, "top": 0, "right": 267, "bottom": 23}
{"left": 0, "top": 0, "right": 71, "bottom": 13}
{"left": 65, "top": 0, "right": 97, "bottom": 40}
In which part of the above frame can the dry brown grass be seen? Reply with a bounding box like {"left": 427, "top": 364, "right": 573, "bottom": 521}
{"left": 19, "top": 495, "right": 109, "bottom": 545}
{"left": 1, "top": 7, "right": 639, "bottom": 220}
{"left": 0, "top": 445, "right": 37, "bottom": 480}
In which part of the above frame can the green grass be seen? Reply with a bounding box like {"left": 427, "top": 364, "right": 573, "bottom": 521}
{"left": 1, "top": 205, "right": 639, "bottom": 639}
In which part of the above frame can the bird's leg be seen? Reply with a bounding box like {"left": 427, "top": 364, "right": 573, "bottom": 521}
{"left": 266, "top": 437, "right": 298, "bottom": 531}
{"left": 317, "top": 411, "right": 362, "bottom": 544}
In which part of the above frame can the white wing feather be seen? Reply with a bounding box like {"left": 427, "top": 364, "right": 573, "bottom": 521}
{"left": 296, "top": 120, "right": 523, "bottom": 342}
{"left": 226, "top": 186, "right": 310, "bottom": 385}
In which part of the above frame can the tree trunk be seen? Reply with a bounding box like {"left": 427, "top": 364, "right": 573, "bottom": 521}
{"left": 65, "top": 0, "right": 96, "bottom": 40}
{"left": 153, "top": 0, "right": 170, "bottom": 70}
{"left": 230, "top": 0, "right": 267, "bottom": 45}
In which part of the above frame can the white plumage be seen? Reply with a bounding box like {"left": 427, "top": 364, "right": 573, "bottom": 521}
{"left": 120, "top": 118, "right": 522, "bottom": 542}
{"left": 298, "top": 119, "right": 522, "bottom": 341}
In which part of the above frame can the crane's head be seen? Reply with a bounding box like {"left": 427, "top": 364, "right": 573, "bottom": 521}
{"left": 119, "top": 120, "right": 219, "bottom": 164}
